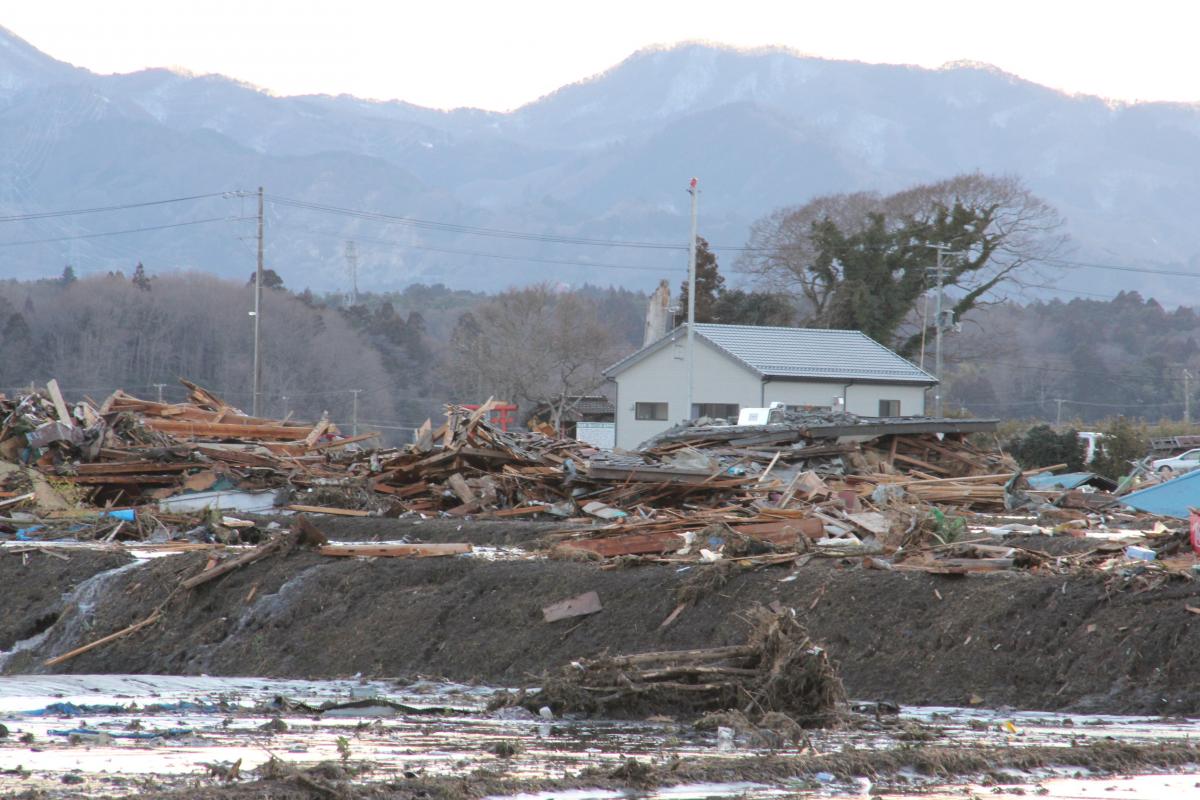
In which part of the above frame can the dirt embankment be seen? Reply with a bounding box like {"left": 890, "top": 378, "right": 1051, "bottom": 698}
{"left": 5, "top": 521, "right": 1200, "bottom": 715}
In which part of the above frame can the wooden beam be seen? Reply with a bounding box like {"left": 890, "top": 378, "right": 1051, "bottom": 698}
{"left": 285, "top": 504, "right": 371, "bottom": 517}
{"left": 318, "top": 543, "right": 471, "bottom": 558}
{"left": 181, "top": 536, "right": 288, "bottom": 590}
{"left": 44, "top": 611, "right": 161, "bottom": 667}
{"left": 46, "top": 379, "right": 73, "bottom": 428}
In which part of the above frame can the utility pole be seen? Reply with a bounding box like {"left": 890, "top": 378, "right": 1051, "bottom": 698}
{"left": 350, "top": 388, "right": 361, "bottom": 437}
{"left": 1055, "top": 398, "right": 1064, "bottom": 427}
{"left": 344, "top": 240, "right": 359, "bottom": 306}
{"left": 918, "top": 294, "right": 929, "bottom": 371}
{"left": 252, "top": 186, "right": 264, "bottom": 417}
{"left": 933, "top": 245, "right": 946, "bottom": 418}
{"left": 1185, "top": 369, "right": 1192, "bottom": 425}
{"left": 685, "top": 177, "right": 699, "bottom": 421}
{"left": 154, "top": 383, "right": 166, "bottom": 404}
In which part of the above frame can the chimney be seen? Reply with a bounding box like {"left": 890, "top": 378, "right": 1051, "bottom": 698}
{"left": 643, "top": 279, "right": 671, "bottom": 347}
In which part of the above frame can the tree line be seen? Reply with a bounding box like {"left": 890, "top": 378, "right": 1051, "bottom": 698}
{"left": 14, "top": 169, "right": 1170, "bottom": 433}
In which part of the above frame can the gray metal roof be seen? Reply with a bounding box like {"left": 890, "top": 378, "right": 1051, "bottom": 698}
{"left": 606, "top": 323, "right": 936, "bottom": 384}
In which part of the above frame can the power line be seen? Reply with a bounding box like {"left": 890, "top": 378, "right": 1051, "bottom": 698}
{"left": 279, "top": 223, "right": 685, "bottom": 275}
{"left": 0, "top": 216, "right": 253, "bottom": 248}
{"left": 954, "top": 357, "right": 1191, "bottom": 385}
{"left": 1044, "top": 256, "right": 1200, "bottom": 280}
{"left": 961, "top": 397, "right": 1182, "bottom": 410}
{"left": 267, "top": 194, "right": 689, "bottom": 251}
{"left": 0, "top": 192, "right": 234, "bottom": 223}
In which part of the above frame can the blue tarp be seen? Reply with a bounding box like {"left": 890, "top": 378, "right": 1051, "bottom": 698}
{"left": 1121, "top": 469, "right": 1200, "bottom": 520}
{"left": 21, "top": 700, "right": 218, "bottom": 717}
{"left": 48, "top": 727, "right": 193, "bottom": 739}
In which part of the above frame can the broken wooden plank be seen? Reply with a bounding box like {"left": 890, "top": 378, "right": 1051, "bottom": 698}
{"left": 43, "top": 610, "right": 161, "bottom": 667}
{"left": 45, "top": 379, "right": 73, "bottom": 429}
{"left": 483, "top": 504, "right": 551, "bottom": 518}
{"left": 563, "top": 531, "right": 686, "bottom": 558}
{"left": 317, "top": 543, "right": 471, "bottom": 558}
{"left": 310, "top": 432, "right": 379, "bottom": 451}
{"left": 181, "top": 536, "right": 289, "bottom": 590}
{"left": 304, "top": 416, "right": 332, "bottom": 448}
{"left": 543, "top": 590, "right": 603, "bottom": 623}
{"left": 285, "top": 504, "right": 371, "bottom": 517}
{"left": 446, "top": 473, "right": 477, "bottom": 505}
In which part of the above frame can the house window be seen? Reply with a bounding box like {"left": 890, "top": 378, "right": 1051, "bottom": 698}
{"left": 691, "top": 403, "right": 740, "bottom": 421}
{"left": 635, "top": 402, "right": 669, "bottom": 421}
{"left": 878, "top": 399, "right": 901, "bottom": 417}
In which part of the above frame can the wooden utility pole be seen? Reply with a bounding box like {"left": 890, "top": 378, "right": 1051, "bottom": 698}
{"left": 685, "top": 177, "right": 698, "bottom": 421}
{"left": 252, "top": 186, "right": 264, "bottom": 417}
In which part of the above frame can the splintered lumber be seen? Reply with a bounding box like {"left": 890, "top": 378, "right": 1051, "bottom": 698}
{"left": 304, "top": 416, "right": 332, "bottom": 447}
{"left": 310, "top": 432, "right": 379, "bottom": 450}
{"left": 511, "top": 611, "right": 845, "bottom": 723}
{"left": 181, "top": 535, "right": 289, "bottom": 590}
{"left": 43, "top": 610, "right": 162, "bottom": 667}
{"left": 484, "top": 504, "right": 551, "bottom": 518}
{"left": 46, "top": 379, "right": 73, "bottom": 428}
{"left": 285, "top": 504, "right": 371, "bottom": 517}
{"left": 142, "top": 419, "right": 317, "bottom": 441}
{"left": 563, "top": 531, "right": 686, "bottom": 558}
{"left": 318, "top": 543, "right": 471, "bottom": 558}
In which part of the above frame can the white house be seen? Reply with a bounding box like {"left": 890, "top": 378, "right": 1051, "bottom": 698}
{"left": 603, "top": 323, "right": 937, "bottom": 450}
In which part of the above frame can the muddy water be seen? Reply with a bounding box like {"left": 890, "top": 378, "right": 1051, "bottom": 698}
{"left": 0, "top": 675, "right": 1195, "bottom": 798}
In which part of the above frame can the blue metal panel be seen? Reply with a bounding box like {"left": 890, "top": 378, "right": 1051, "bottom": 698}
{"left": 1121, "top": 469, "right": 1200, "bottom": 519}
{"left": 1027, "top": 472, "right": 1095, "bottom": 490}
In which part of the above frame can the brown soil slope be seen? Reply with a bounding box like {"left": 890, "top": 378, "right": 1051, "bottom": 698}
{"left": 3, "top": 524, "right": 1197, "bottom": 715}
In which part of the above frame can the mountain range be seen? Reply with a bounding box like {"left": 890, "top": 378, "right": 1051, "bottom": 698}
{"left": 1, "top": 27, "right": 1198, "bottom": 300}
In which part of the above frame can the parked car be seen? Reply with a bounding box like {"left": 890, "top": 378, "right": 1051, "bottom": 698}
{"left": 1150, "top": 448, "right": 1200, "bottom": 475}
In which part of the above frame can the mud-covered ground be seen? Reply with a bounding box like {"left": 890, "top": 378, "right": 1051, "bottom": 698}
{"left": 3, "top": 519, "right": 1200, "bottom": 714}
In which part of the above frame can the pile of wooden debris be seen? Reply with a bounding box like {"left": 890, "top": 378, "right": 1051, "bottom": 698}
{"left": 503, "top": 609, "right": 845, "bottom": 725}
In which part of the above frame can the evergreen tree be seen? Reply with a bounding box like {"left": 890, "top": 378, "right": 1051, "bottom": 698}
{"left": 60, "top": 265, "right": 77, "bottom": 286}
{"left": 1007, "top": 425, "right": 1086, "bottom": 472}
{"left": 1091, "top": 417, "right": 1147, "bottom": 481}
{"left": 677, "top": 237, "right": 723, "bottom": 323}
{"left": 131, "top": 262, "right": 152, "bottom": 291}
{"left": 246, "top": 269, "right": 285, "bottom": 289}
{"left": 712, "top": 289, "right": 795, "bottom": 327}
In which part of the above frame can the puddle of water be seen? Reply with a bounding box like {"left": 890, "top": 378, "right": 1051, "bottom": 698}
{"left": 0, "top": 676, "right": 1195, "bottom": 798}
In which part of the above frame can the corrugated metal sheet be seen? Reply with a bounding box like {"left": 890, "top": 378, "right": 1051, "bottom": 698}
{"left": 693, "top": 324, "right": 934, "bottom": 383}
{"left": 1121, "top": 470, "right": 1200, "bottom": 519}
{"left": 605, "top": 323, "right": 934, "bottom": 384}
{"left": 1027, "top": 472, "right": 1104, "bottom": 491}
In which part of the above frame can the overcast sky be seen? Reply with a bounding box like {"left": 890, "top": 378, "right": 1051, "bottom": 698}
{"left": 5, "top": 1, "right": 1198, "bottom": 111}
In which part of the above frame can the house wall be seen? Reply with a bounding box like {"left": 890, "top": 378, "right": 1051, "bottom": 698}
{"left": 612, "top": 334, "right": 761, "bottom": 449}
{"left": 764, "top": 381, "right": 927, "bottom": 417}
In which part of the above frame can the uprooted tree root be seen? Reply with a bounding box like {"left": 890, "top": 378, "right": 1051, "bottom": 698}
{"left": 498, "top": 607, "right": 846, "bottom": 725}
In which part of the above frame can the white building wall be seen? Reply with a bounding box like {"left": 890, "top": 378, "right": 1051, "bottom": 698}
{"left": 612, "top": 335, "right": 933, "bottom": 449}
{"left": 847, "top": 384, "right": 927, "bottom": 417}
{"left": 612, "top": 334, "right": 761, "bottom": 449}
{"left": 763, "top": 381, "right": 927, "bottom": 416}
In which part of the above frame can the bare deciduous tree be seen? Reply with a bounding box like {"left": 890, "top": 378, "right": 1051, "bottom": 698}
{"left": 738, "top": 173, "right": 1067, "bottom": 354}
{"left": 449, "top": 284, "right": 618, "bottom": 429}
